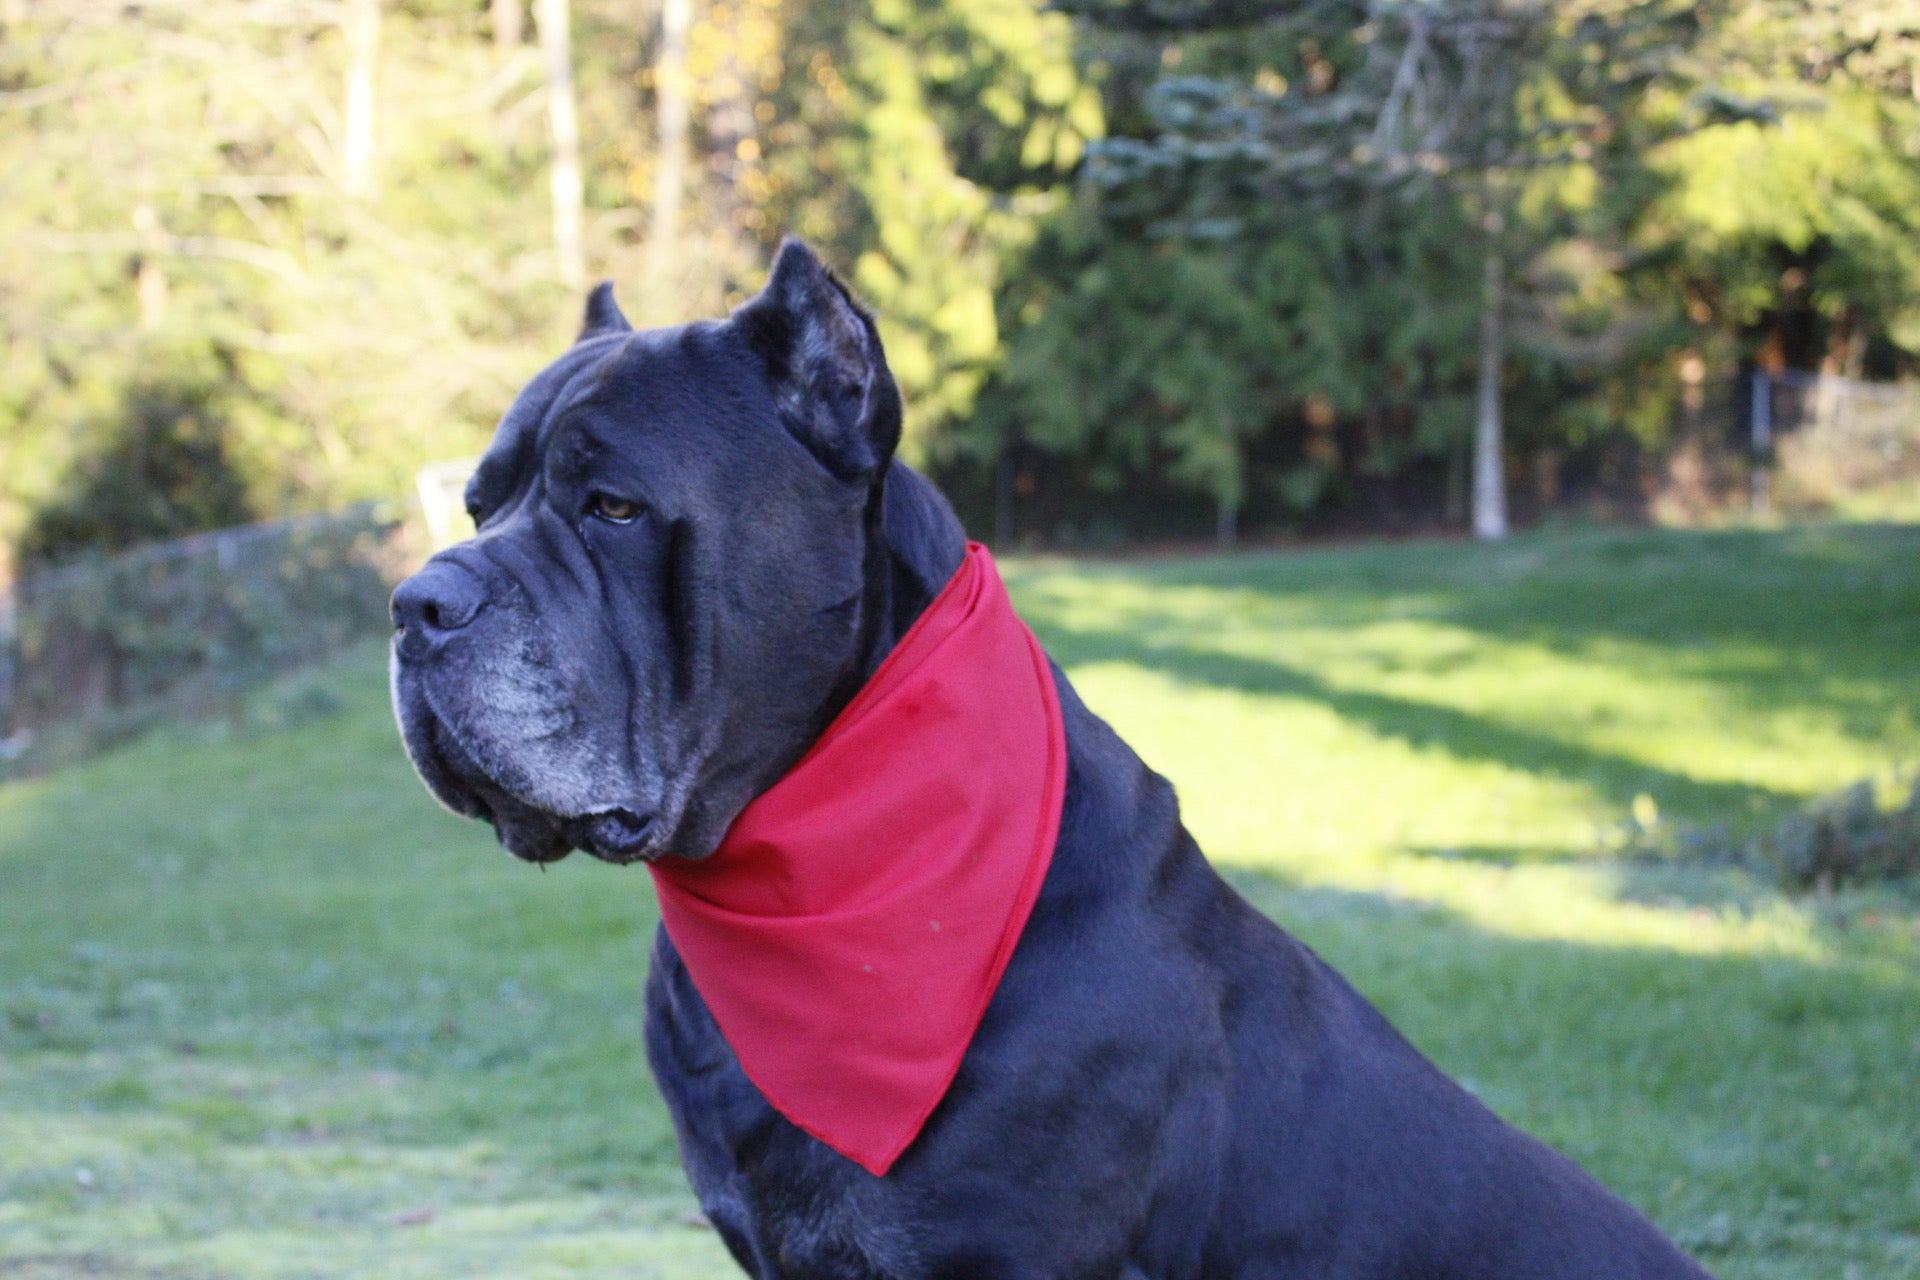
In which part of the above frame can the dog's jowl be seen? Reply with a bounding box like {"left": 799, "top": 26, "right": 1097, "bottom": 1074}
{"left": 391, "top": 239, "right": 1715, "bottom": 1280}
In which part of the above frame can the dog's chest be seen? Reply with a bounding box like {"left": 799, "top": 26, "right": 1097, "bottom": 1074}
{"left": 644, "top": 930, "right": 924, "bottom": 1280}
{"left": 641, "top": 889, "right": 1233, "bottom": 1280}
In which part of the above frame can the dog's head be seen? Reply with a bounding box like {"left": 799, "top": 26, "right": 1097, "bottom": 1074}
{"left": 390, "top": 240, "right": 945, "bottom": 864}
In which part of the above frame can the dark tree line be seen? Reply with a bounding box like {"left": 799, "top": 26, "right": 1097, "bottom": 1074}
{"left": 958, "top": 0, "right": 1920, "bottom": 543}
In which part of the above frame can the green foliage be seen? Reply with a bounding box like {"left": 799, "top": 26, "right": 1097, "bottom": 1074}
{"left": 1621, "top": 777, "right": 1920, "bottom": 893}
{"left": 759, "top": 0, "right": 1099, "bottom": 448}
{"left": 5, "top": 0, "right": 1920, "bottom": 549}
{"left": 989, "top": 225, "right": 1289, "bottom": 508}
{"left": 1644, "top": 86, "right": 1920, "bottom": 357}
{"left": 19, "top": 369, "right": 256, "bottom": 566}
{"left": 978, "top": 197, "right": 1480, "bottom": 525}
{"left": 0, "top": 0, "right": 1100, "bottom": 549}
{"left": 0, "top": 3, "right": 578, "bottom": 554}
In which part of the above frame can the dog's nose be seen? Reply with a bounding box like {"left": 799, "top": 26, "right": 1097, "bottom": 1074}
{"left": 391, "top": 560, "right": 487, "bottom": 637}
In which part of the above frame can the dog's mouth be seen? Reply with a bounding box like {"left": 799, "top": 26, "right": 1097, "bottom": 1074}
{"left": 403, "top": 700, "right": 666, "bottom": 866}
{"left": 485, "top": 797, "right": 662, "bottom": 865}
{"left": 560, "top": 806, "right": 661, "bottom": 864}
{"left": 457, "top": 761, "right": 665, "bottom": 866}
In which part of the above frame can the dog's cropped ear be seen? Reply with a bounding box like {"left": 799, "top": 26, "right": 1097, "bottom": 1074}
{"left": 579, "top": 281, "right": 632, "bottom": 341}
{"left": 733, "top": 239, "right": 903, "bottom": 481}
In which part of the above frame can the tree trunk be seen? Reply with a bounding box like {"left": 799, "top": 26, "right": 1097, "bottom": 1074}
{"left": 1216, "top": 494, "right": 1239, "bottom": 548}
{"left": 535, "top": 0, "right": 586, "bottom": 290}
{"left": 646, "top": 0, "right": 693, "bottom": 319}
{"left": 492, "top": 0, "right": 523, "bottom": 49}
{"left": 132, "top": 203, "right": 168, "bottom": 329}
{"left": 342, "top": 0, "right": 379, "bottom": 197}
{"left": 993, "top": 436, "right": 1018, "bottom": 548}
{"left": 1472, "top": 208, "right": 1508, "bottom": 541}
{"left": 1214, "top": 433, "right": 1245, "bottom": 547}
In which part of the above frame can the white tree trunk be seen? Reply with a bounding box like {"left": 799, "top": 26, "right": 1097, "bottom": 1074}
{"left": 646, "top": 0, "right": 693, "bottom": 318}
{"left": 132, "top": 202, "right": 168, "bottom": 329}
{"left": 342, "top": 0, "right": 379, "bottom": 197}
{"left": 1472, "top": 213, "right": 1509, "bottom": 541}
{"left": 535, "top": 0, "right": 586, "bottom": 290}
{"left": 492, "top": 0, "right": 523, "bottom": 49}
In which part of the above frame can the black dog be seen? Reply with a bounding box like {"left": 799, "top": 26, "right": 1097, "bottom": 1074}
{"left": 391, "top": 240, "right": 1715, "bottom": 1279}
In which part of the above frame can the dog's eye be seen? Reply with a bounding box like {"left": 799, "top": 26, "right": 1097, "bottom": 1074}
{"left": 590, "top": 493, "right": 640, "bottom": 524}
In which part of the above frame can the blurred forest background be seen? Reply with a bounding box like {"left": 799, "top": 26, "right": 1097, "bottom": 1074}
{"left": 3, "top": 0, "right": 1918, "bottom": 565}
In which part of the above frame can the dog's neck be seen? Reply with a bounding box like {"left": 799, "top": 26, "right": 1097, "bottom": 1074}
{"left": 751, "top": 461, "right": 969, "bottom": 803}
{"left": 842, "top": 459, "right": 971, "bottom": 702}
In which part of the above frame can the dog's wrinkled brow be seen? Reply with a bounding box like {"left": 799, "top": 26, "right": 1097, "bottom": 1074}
{"left": 470, "top": 336, "right": 628, "bottom": 521}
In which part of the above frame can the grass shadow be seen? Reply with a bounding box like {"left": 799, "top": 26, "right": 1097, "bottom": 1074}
{"left": 1408, "top": 843, "right": 1593, "bottom": 867}
{"left": 1048, "top": 524, "right": 1920, "bottom": 755}
{"left": 1036, "top": 617, "right": 1798, "bottom": 824}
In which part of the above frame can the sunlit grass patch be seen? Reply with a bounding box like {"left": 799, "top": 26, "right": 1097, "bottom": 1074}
{"left": 1010, "top": 525, "right": 1920, "bottom": 954}
{"left": 1009, "top": 525, "right": 1920, "bottom": 828}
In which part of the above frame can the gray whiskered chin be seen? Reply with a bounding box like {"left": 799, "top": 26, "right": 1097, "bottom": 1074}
{"left": 393, "top": 676, "right": 670, "bottom": 867}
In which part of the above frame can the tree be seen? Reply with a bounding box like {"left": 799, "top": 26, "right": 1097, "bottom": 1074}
{"left": 493, "top": 0, "right": 524, "bottom": 49}
{"left": 646, "top": 0, "right": 694, "bottom": 317}
{"left": 1060, "top": 0, "right": 1734, "bottom": 538}
{"left": 341, "top": 0, "right": 380, "bottom": 197}
{"left": 10, "top": 0, "right": 1909, "bottom": 560}
{"left": 978, "top": 181, "right": 1482, "bottom": 544}
{"left": 20, "top": 373, "right": 255, "bottom": 566}
{"left": 754, "top": 0, "right": 1102, "bottom": 447}
{"left": 1643, "top": 0, "right": 1920, "bottom": 378}
{"left": 535, "top": 0, "right": 586, "bottom": 289}
{"left": 0, "top": 1, "right": 580, "bottom": 557}
{"left": 0, "top": 0, "right": 1098, "bottom": 559}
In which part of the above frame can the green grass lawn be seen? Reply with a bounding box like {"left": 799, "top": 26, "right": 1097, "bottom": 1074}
{"left": 3, "top": 522, "right": 1918, "bottom": 1279}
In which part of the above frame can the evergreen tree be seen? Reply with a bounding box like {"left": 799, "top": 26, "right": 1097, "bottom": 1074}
{"left": 1054, "top": 0, "right": 1739, "bottom": 538}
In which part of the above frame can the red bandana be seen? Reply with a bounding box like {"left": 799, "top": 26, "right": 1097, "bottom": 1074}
{"left": 648, "top": 542, "right": 1066, "bottom": 1175}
